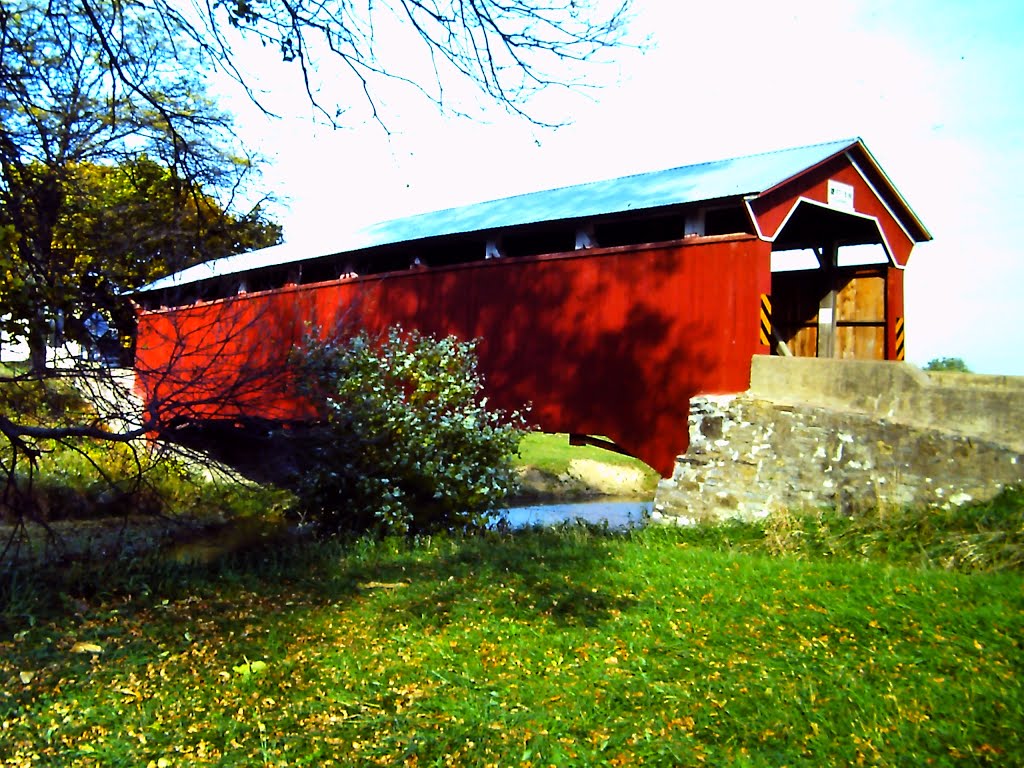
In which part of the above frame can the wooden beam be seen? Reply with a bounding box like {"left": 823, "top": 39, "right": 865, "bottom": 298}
{"left": 569, "top": 433, "right": 637, "bottom": 458}
{"left": 817, "top": 242, "right": 838, "bottom": 358}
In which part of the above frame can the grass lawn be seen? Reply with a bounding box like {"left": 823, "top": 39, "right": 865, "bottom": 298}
{"left": 2, "top": 521, "right": 1021, "bottom": 766}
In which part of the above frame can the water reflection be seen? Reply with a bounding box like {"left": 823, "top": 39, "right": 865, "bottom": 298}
{"left": 502, "top": 500, "right": 652, "bottom": 530}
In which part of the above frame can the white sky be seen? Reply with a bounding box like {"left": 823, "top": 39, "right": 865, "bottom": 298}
{"left": 224, "top": 0, "right": 1024, "bottom": 375}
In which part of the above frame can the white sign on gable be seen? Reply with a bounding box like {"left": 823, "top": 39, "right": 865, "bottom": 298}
{"left": 827, "top": 179, "right": 855, "bottom": 211}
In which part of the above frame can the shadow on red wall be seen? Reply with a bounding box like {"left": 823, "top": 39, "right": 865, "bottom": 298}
{"left": 135, "top": 235, "right": 770, "bottom": 476}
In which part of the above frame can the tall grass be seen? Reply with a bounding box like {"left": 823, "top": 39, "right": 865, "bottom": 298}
{"left": 674, "top": 485, "right": 1024, "bottom": 573}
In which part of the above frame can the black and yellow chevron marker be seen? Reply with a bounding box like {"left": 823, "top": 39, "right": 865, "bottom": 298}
{"left": 894, "top": 316, "right": 905, "bottom": 361}
{"left": 759, "top": 293, "right": 772, "bottom": 346}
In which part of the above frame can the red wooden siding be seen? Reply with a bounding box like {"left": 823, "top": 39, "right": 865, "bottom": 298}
{"left": 135, "top": 235, "right": 772, "bottom": 476}
{"left": 885, "top": 266, "right": 905, "bottom": 360}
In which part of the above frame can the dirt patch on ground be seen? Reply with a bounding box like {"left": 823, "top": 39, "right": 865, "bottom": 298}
{"left": 512, "top": 459, "right": 653, "bottom": 503}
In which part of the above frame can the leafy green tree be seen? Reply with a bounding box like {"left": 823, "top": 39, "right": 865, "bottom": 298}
{"left": 925, "top": 357, "right": 971, "bottom": 373}
{"left": 293, "top": 327, "right": 527, "bottom": 536}
{"left": 59, "top": 158, "right": 280, "bottom": 288}
{"left": 53, "top": 157, "right": 280, "bottom": 344}
{"left": 2, "top": 156, "right": 281, "bottom": 360}
{"left": 2, "top": 0, "right": 629, "bottom": 372}
{"left": 0, "top": 0, "right": 254, "bottom": 371}
{"left": 0, "top": 0, "right": 627, "bottom": 529}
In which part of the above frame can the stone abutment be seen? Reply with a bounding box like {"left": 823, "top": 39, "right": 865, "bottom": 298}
{"left": 653, "top": 357, "right": 1024, "bottom": 523}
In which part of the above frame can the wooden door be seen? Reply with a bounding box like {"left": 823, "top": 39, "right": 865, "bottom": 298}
{"left": 771, "top": 267, "right": 887, "bottom": 359}
{"left": 835, "top": 271, "right": 886, "bottom": 360}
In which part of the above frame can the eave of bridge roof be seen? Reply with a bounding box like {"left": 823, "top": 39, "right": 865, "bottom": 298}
{"left": 136, "top": 137, "right": 921, "bottom": 294}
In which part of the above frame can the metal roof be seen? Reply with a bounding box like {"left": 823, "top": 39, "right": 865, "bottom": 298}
{"left": 138, "top": 138, "right": 862, "bottom": 293}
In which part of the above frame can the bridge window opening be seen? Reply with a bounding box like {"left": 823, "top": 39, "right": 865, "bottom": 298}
{"left": 503, "top": 228, "right": 576, "bottom": 258}
{"left": 362, "top": 245, "right": 420, "bottom": 274}
{"left": 595, "top": 213, "right": 685, "bottom": 248}
{"left": 684, "top": 209, "right": 705, "bottom": 237}
{"left": 412, "top": 237, "right": 484, "bottom": 268}
{"left": 299, "top": 258, "right": 348, "bottom": 285}
{"left": 772, "top": 242, "right": 889, "bottom": 274}
{"left": 485, "top": 238, "right": 504, "bottom": 259}
{"left": 250, "top": 266, "right": 295, "bottom": 293}
{"left": 704, "top": 205, "right": 753, "bottom": 236}
{"left": 837, "top": 243, "right": 888, "bottom": 267}
{"left": 407, "top": 237, "right": 479, "bottom": 268}
{"left": 575, "top": 224, "right": 596, "bottom": 249}
{"left": 770, "top": 248, "right": 820, "bottom": 272}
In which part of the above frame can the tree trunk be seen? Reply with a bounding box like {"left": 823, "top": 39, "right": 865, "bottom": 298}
{"left": 28, "top": 307, "right": 49, "bottom": 373}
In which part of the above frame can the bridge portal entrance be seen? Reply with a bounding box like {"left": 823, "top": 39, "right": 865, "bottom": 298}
{"left": 766, "top": 199, "right": 904, "bottom": 361}
{"left": 772, "top": 264, "right": 890, "bottom": 359}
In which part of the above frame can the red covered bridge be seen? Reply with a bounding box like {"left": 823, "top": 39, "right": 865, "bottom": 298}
{"left": 133, "top": 138, "right": 931, "bottom": 476}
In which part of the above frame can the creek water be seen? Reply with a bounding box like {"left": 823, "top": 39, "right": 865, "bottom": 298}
{"left": 502, "top": 499, "right": 652, "bottom": 530}
{"left": 165, "top": 498, "right": 653, "bottom": 563}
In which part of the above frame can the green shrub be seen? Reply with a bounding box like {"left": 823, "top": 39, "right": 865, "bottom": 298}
{"left": 292, "top": 326, "right": 527, "bottom": 536}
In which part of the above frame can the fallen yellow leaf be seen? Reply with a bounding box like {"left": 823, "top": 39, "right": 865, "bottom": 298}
{"left": 233, "top": 659, "right": 268, "bottom": 677}
{"left": 19, "top": 670, "right": 35, "bottom": 684}
{"left": 70, "top": 641, "right": 103, "bottom": 655}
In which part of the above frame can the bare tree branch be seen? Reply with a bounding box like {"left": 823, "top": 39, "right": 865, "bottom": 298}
{"left": 0, "top": 0, "right": 633, "bottom": 546}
